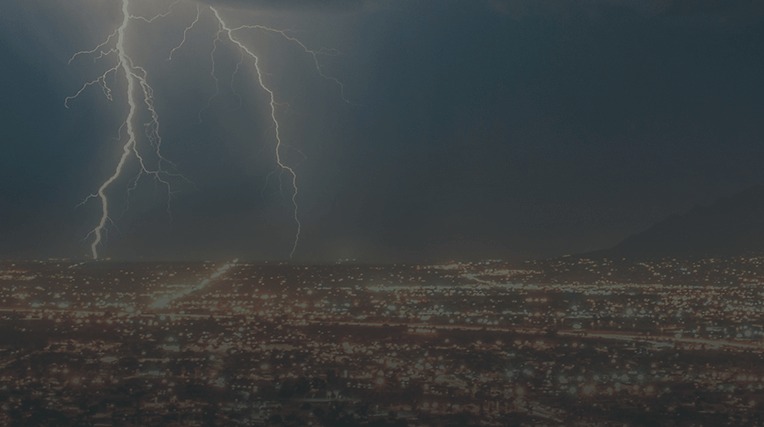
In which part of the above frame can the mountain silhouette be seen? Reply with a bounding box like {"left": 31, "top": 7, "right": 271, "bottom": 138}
{"left": 593, "top": 185, "right": 764, "bottom": 259}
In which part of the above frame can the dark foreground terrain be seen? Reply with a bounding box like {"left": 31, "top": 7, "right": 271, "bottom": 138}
{"left": 2, "top": 257, "right": 764, "bottom": 426}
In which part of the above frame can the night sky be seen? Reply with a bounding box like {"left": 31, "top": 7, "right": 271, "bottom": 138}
{"left": 1, "top": 0, "right": 763, "bottom": 262}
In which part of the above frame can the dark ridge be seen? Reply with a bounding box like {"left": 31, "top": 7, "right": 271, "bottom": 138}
{"left": 589, "top": 184, "right": 764, "bottom": 260}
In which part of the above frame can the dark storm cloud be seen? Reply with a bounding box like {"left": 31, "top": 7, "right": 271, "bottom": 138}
{"left": 2, "top": 0, "right": 764, "bottom": 261}
{"left": 487, "top": 0, "right": 764, "bottom": 21}
{"left": 197, "top": 0, "right": 363, "bottom": 11}
{"left": 656, "top": 0, "right": 764, "bottom": 18}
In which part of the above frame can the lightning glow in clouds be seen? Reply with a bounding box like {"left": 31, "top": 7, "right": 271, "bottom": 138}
{"left": 66, "top": 0, "right": 346, "bottom": 260}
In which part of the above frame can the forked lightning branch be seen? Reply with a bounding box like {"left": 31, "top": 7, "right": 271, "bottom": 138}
{"left": 66, "top": 0, "right": 345, "bottom": 260}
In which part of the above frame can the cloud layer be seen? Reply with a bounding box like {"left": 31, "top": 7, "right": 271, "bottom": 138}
{"left": 197, "top": 0, "right": 363, "bottom": 11}
{"left": 487, "top": 0, "right": 764, "bottom": 20}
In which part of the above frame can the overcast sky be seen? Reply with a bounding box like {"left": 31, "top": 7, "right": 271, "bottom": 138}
{"left": 1, "top": 0, "right": 763, "bottom": 262}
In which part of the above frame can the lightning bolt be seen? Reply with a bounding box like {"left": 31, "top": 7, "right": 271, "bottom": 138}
{"left": 67, "top": 0, "right": 182, "bottom": 260}
{"left": 207, "top": 6, "right": 304, "bottom": 258}
{"left": 67, "top": 1, "right": 347, "bottom": 260}
{"left": 168, "top": 4, "right": 201, "bottom": 61}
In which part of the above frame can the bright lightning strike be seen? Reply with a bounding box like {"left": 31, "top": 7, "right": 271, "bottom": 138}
{"left": 208, "top": 6, "right": 303, "bottom": 258}
{"left": 67, "top": 0, "right": 347, "bottom": 260}
{"left": 68, "top": 0, "right": 182, "bottom": 260}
